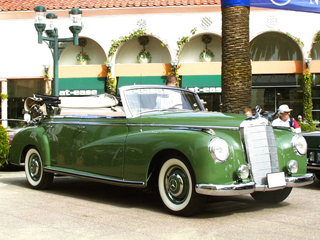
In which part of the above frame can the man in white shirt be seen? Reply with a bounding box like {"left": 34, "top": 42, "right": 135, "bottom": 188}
{"left": 272, "top": 104, "right": 301, "bottom": 133}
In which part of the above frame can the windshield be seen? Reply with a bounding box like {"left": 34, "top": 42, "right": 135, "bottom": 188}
{"left": 123, "top": 87, "right": 204, "bottom": 116}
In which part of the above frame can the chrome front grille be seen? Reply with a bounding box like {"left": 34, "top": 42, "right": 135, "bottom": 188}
{"left": 242, "top": 123, "right": 279, "bottom": 186}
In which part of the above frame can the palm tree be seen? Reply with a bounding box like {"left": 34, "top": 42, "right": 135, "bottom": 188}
{"left": 221, "top": 6, "right": 251, "bottom": 114}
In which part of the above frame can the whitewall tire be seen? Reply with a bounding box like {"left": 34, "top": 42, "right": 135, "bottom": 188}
{"left": 158, "top": 156, "right": 206, "bottom": 216}
{"left": 25, "top": 148, "right": 53, "bottom": 189}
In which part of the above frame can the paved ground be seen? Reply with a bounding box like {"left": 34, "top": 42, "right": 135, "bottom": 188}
{"left": 0, "top": 170, "right": 319, "bottom": 240}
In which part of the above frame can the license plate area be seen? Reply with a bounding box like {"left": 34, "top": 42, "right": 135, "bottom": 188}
{"left": 267, "top": 172, "right": 286, "bottom": 188}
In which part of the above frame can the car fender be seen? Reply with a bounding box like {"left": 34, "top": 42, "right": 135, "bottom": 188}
{"left": 124, "top": 128, "right": 246, "bottom": 184}
{"left": 9, "top": 126, "right": 51, "bottom": 166}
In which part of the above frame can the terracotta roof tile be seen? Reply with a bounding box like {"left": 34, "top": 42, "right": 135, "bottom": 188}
{"left": 0, "top": 0, "right": 220, "bottom": 12}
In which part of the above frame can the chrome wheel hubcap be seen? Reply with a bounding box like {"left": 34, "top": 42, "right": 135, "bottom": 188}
{"left": 165, "top": 166, "right": 189, "bottom": 204}
{"left": 28, "top": 153, "right": 40, "bottom": 181}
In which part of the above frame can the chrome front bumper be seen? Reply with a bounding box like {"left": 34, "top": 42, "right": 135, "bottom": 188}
{"left": 195, "top": 182, "right": 255, "bottom": 196}
{"left": 285, "top": 173, "right": 315, "bottom": 187}
{"left": 195, "top": 173, "right": 315, "bottom": 196}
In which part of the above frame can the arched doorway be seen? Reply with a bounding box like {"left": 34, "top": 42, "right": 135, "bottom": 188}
{"left": 250, "top": 31, "right": 304, "bottom": 117}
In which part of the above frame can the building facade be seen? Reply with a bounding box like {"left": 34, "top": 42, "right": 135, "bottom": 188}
{"left": 1, "top": 1, "right": 320, "bottom": 127}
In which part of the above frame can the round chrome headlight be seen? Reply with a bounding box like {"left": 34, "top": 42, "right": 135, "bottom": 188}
{"left": 237, "top": 165, "right": 250, "bottom": 180}
{"left": 292, "top": 135, "right": 307, "bottom": 156}
{"left": 287, "top": 160, "right": 298, "bottom": 174}
{"left": 208, "top": 137, "right": 230, "bottom": 163}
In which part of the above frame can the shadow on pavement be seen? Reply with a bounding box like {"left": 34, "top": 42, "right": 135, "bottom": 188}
{"left": 0, "top": 172, "right": 294, "bottom": 218}
{"left": 0, "top": 163, "right": 24, "bottom": 172}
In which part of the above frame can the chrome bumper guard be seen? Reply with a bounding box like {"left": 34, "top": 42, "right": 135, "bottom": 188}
{"left": 255, "top": 173, "right": 315, "bottom": 191}
{"left": 285, "top": 173, "right": 315, "bottom": 187}
{"left": 195, "top": 182, "right": 255, "bottom": 196}
{"left": 195, "top": 173, "right": 314, "bottom": 196}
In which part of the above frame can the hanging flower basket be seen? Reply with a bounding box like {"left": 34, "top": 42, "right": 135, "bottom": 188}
{"left": 79, "top": 38, "right": 88, "bottom": 48}
{"left": 137, "top": 50, "right": 151, "bottom": 63}
{"left": 77, "top": 60, "right": 89, "bottom": 65}
{"left": 77, "top": 51, "right": 91, "bottom": 65}
{"left": 138, "top": 36, "right": 150, "bottom": 47}
{"left": 137, "top": 36, "right": 151, "bottom": 63}
{"left": 201, "top": 35, "right": 213, "bottom": 45}
{"left": 199, "top": 49, "right": 214, "bottom": 62}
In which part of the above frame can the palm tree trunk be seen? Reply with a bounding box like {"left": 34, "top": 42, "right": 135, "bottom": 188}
{"left": 222, "top": 6, "right": 252, "bottom": 114}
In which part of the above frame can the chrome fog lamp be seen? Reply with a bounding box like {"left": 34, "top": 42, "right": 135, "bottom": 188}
{"left": 237, "top": 165, "right": 250, "bottom": 180}
{"left": 208, "top": 137, "right": 230, "bottom": 163}
{"left": 292, "top": 135, "right": 307, "bottom": 156}
{"left": 287, "top": 160, "right": 298, "bottom": 174}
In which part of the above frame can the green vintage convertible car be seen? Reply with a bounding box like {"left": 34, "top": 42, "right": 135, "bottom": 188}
{"left": 9, "top": 85, "right": 314, "bottom": 216}
{"left": 302, "top": 131, "right": 320, "bottom": 180}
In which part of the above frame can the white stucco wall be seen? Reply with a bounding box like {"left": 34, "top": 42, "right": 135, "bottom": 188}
{"left": 249, "top": 9, "right": 320, "bottom": 57}
{"left": 0, "top": 7, "right": 319, "bottom": 80}
{"left": 0, "top": 18, "right": 52, "bottom": 78}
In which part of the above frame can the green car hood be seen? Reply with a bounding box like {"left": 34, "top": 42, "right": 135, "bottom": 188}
{"left": 130, "top": 111, "right": 248, "bottom": 128}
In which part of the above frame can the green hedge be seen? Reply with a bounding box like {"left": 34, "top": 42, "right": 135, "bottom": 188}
{"left": 299, "top": 122, "right": 316, "bottom": 132}
{"left": 0, "top": 125, "right": 9, "bottom": 167}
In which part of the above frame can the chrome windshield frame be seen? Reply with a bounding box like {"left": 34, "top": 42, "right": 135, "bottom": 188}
{"left": 119, "top": 85, "right": 206, "bottom": 119}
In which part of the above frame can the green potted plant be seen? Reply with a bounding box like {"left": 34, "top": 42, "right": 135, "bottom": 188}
{"left": 77, "top": 51, "right": 91, "bottom": 65}
{"left": 76, "top": 38, "right": 91, "bottom": 65}
{"left": 137, "top": 50, "right": 151, "bottom": 63}
{"left": 199, "top": 34, "right": 214, "bottom": 62}
{"left": 199, "top": 48, "right": 214, "bottom": 62}
{"left": 137, "top": 36, "right": 151, "bottom": 63}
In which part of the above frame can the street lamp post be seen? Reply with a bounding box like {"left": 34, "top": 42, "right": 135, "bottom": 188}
{"left": 34, "top": 5, "right": 83, "bottom": 96}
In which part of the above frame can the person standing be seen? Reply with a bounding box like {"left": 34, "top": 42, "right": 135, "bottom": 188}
{"left": 156, "top": 75, "right": 181, "bottom": 109}
{"left": 166, "top": 75, "right": 177, "bottom": 86}
{"left": 272, "top": 104, "right": 301, "bottom": 133}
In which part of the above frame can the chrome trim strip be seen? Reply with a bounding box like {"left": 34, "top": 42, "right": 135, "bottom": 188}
{"left": 0, "top": 118, "right": 26, "bottom": 122}
{"left": 307, "top": 166, "right": 320, "bottom": 170}
{"left": 52, "top": 115, "right": 125, "bottom": 119}
{"left": 43, "top": 121, "right": 239, "bottom": 131}
{"left": 195, "top": 182, "right": 255, "bottom": 196}
{"left": 44, "top": 167, "right": 145, "bottom": 187}
{"left": 127, "top": 123, "right": 239, "bottom": 131}
{"left": 44, "top": 121, "right": 127, "bottom": 126}
{"left": 306, "top": 148, "right": 319, "bottom": 151}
